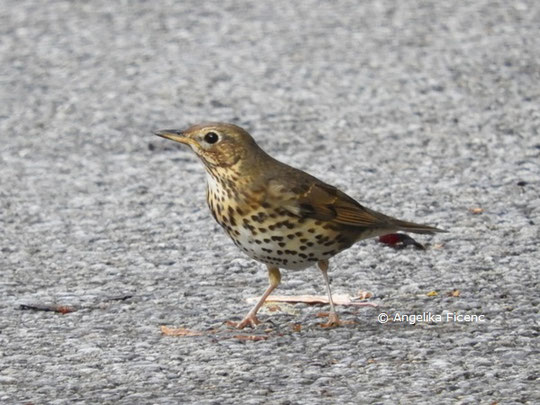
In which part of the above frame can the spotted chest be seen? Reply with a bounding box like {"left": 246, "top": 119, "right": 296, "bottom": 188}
{"left": 205, "top": 171, "right": 353, "bottom": 270}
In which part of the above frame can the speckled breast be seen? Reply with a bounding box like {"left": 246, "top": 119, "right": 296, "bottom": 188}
{"left": 205, "top": 172, "right": 353, "bottom": 270}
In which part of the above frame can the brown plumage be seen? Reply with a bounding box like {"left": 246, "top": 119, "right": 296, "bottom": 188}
{"left": 155, "top": 122, "right": 446, "bottom": 328}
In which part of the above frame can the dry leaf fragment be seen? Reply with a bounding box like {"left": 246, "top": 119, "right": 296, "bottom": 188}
{"left": 356, "top": 290, "right": 373, "bottom": 300}
{"left": 56, "top": 306, "right": 76, "bottom": 314}
{"left": 469, "top": 207, "right": 483, "bottom": 214}
{"left": 266, "top": 304, "right": 282, "bottom": 312}
{"left": 426, "top": 291, "right": 439, "bottom": 297}
{"left": 161, "top": 326, "right": 207, "bottom": 336}
{"left": 248, "top": 294, "right": 377, "bottom": 307}
{"left": 291, "top": 323, "right": 302, "bottom": 332}
{"left": 316, "top": 312, "right": 329, "bottom": 318}
{"left": 233, "top": 335, "right": 268, "bottom": 341}
{"left": 447, "top": 289, "right": 461, "bottom": 297}
{"left": 161, "top": 326, "right": 270, "bottom": 341}
{"left": 260, "top": 302, "right": 299, "bottom": 315}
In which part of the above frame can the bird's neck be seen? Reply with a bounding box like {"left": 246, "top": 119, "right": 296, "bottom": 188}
{"left": 205, "top": 164, "right": 248, "bottom": 193}
{"left": 205, "top": 164, "right": 266, "bottom": 213}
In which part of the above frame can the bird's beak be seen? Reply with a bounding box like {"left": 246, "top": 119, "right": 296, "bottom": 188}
{"left": 153, "top": 129, "right": 197, "bottom": 147}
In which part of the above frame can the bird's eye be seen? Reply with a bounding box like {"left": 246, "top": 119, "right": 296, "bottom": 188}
{"left": 204, "top": 132, "right": 219, "bottom": 144}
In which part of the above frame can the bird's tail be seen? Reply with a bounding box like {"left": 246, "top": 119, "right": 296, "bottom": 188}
{"left": 390, "top": 218, "right": 447, "bottom": 235}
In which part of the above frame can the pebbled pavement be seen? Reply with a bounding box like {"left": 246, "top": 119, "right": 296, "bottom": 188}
{"left": 1, "top": 1, "right": 538, "bottom": 403}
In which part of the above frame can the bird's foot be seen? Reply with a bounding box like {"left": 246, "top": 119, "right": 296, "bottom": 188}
{"left": 318, "top": 312, "right": 354, "bottom": 328}
{"left": 227, "top": 314, "right": 261, "bottom": 329}
{"left": 319, "top": 311, "right": 341, "bottom": 328}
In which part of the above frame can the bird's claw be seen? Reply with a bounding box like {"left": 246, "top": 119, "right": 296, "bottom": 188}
{"left": 319, "top": 312, "right": 354, "bottom": 328}
{"left": 227, "top": 315, "right": 261, "bottom": 329}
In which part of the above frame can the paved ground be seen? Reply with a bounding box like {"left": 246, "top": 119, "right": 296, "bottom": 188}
{"left": 1, "top": 0, "right": 539, "bottom": 403}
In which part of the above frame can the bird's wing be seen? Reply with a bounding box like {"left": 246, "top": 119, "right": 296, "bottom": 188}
{"left": 266, "top": 178, "right": 392, "bottom": 228}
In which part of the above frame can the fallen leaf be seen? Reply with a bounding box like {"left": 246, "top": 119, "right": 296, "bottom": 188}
{"left": 447, "top": 289, "right": 461, "bottom": 297}
{"left": 426, "top": 291, "right": 439, "bottom": 297}
{"left": 316, "top": 312, "right": 330, "bottom": 318}
{"left": 161, "top": 326, "right": 207, "bottom": 336}
{"left": 291, "top": 323, "right": 302, "bottom": 332}
{"left": 469, "top": 207, "right": 483, "bottom": 214}
{"left": 320, "top": 320, "right": 356, "bottom": 328}
{"left": 56, "top": 306, "right": 76, "bottom": 314}
{"left": 356, "top": 290, "right": 373, "bottom": 300}
{"left": 248, "top": 294, "right": 377, "bottom": 307}
{"left": 233, "top": 335, "right": 269, "bottom": 341}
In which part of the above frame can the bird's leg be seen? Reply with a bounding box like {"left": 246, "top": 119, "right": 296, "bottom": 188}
{"left": 233, "top": 265, "right": 281, "bottom": 329}
{"left": 318, "top": 259, "right": 341, "bottom": 327}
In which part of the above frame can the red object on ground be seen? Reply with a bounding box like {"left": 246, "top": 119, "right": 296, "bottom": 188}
{"left": 378, "top": 233, "right": 425, "bottom": 250}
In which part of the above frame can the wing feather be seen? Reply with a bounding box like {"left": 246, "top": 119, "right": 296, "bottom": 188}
{"left": 266, "top": 179, "right": 391, "bottom": 228}
{"left": 261, "top": 171, "right": 445, "bottom": 235}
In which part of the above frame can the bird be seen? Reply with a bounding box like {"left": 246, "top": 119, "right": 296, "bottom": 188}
{"left": 154, "top": 122, "right": 446, "bottom": 328}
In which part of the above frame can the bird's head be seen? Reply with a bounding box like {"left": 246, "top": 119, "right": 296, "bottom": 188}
{"left": 154, "top": 122, "right": 260, "bottom": 168}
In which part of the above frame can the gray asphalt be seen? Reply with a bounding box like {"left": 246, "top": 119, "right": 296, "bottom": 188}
{"left": 1, "top": 0, "right": 539, "bottom": 403}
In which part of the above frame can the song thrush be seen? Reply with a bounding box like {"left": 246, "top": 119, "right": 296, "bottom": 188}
{"left": 154, "top": 122, "right": 446, "bottom": 328}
